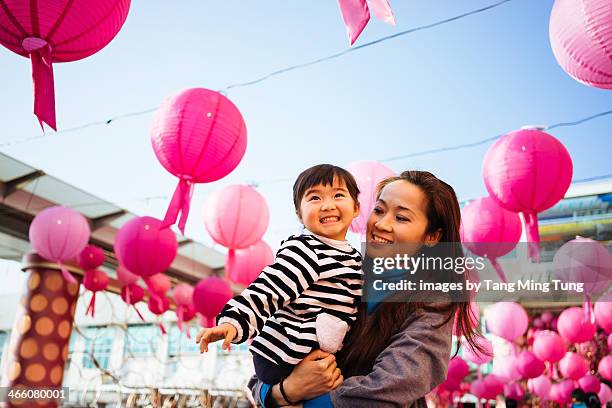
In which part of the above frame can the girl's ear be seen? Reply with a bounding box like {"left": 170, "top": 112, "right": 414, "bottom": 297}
{"left": 295, "top": 209, "right": 302, "bottom": 223}
{"left": 425, "top": 228, "right": 443, "bottom": 247}
{"left": 353, "top": 201, "right": 360, "bottom": 219}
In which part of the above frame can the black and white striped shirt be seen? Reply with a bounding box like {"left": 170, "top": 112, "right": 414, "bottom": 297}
{"left": 217, "top": 233, "right": 363, "bottom": 366}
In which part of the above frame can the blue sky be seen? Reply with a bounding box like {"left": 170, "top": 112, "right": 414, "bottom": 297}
{"left": 1, "top": 0, "right": 610, "bottom": 250}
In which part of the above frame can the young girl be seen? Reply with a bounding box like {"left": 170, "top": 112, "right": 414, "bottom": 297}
{"left": 196, "top": 164, "right": 363, "bottom": 386}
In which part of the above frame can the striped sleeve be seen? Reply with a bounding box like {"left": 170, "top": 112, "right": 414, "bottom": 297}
{"left": 217, "top": 236, "right": 321, "bottom": 343}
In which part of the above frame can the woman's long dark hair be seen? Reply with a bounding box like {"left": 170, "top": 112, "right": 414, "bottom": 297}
{"left": 336, "top": 170, "right": 484, "bottom": 377}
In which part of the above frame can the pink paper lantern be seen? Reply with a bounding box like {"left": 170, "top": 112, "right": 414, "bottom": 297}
{"left": 204, "top": 185, "right": 269, "bottom": 250}
{"left": 595, "top": 292, "right": 612, "bottom": 333}
{"left": 549, "top": 0, "right": 612, "bottom": 90}
{"left": 549, "top": 380, "right": 574, "bottom": 405}
{"left": 0, "top": 0, "right": 130, "bottom": 130}
{"left": 345, "top": 160, "right": 395, "bottom": 235}
{"left": 145, "top": 273, "right": 171, "bottom": 295}
{"left": 175, "top": 303, "right": 196, "bottom": 336}
{"left": 83, "top": 269, "right": 109, "bottom": 318}
{"left": 608, "top": 333, "right": 612, "bottom": 350}
{"left": 578, "top": 374, "right": 601, "bottom": 394}
{"left": 533, "top": 330, "right": 566, "bottom": 363}
{"left": 559, "top": 352, "right": 589, "bottom": 380}
{"left": 114, "top": 216, "right": 178, "bottom": 278}
{"left": 557, "top": 307, "right": 596, "bottom": 344}
{"left": 599, "top": 355, "right": 612, "bottom": 381}
{"left": 485, "top": 302, "right": 528, "bottom": 342}
{"left": 528, "top": 375, "right": 551, "bottom": 399}
{"left": 29, "top": 205, "right": 91, "bottom": 284}
{"left": 482, "top": 375, "right": 504, "bottom": 400}
{"left": 193, "top": 277, "right": 233, "bottom": 325}
{"left": 460, "top": 197, "right": 522, "bottom": 282}
{"left": 553, "top": 237, "right": 612, "bottom": 299}
{"left": 447, "top": 357, "right": 470, "bottom": 382}
{"left": 337, "top": 0, "right": 395, "bottom": 45}
{"left": 151, "top": 88, "right": 247, "bottom": 234}
{"left": 470, "top": 379, "right": 487, "bottom": 399}
{"left": 172, "top": 283, "right": 194, "bottom": 306}
{"left": 461, "top": 336, "right": 493, "bottom": 365}
{"left": 120, "top": 283, "right": 145, "bottom": 321}
{"left": 504, "top": 382, "right": 525, "bottom": 401}
{"left": 226, "top": 240, "right": 274, "bottom": 286}
{"left": 517, "top": 351, "right": 545, "bottom": 379}
{"left": 600, "top": 383, "right": 612, "bottom": 405}
{"left": 483, "top": 128, "right": 573, "bottom": 261}
{"left": 116, "top": 265, "right": 139, "bottom": 285}
{"left": 148, "top": 294, "right": 170, "bottom": 334}
{"left": 541, "top": 311, "right": 554, "bottom": 324}
{"left": 493, "top": 356, "right": 522, "bottom": 382}
{"left": 77, "top": 245, "right": 105, "bottom": 270}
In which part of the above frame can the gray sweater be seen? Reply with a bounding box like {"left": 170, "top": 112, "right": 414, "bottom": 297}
{"left": 249, "top": 306, "right": 453, "bottom": 408}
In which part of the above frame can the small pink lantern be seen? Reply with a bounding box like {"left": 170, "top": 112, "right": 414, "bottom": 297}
{"left": 483, "top": 128, "right": 573, "bottom": 261}
{"left": 337, "top": 0, "right": 395, "bottom": 45}
{"left": 116, "top": 265, "right": 139, "bottom": 285}
{"left": 595, "top": 292, "right": 612, "bottom": 333}
{"left": 193, "top": 277, "right": 233, "bottom": 328}
{"left": 528, "top": 375, "right": 551, "bottom": 399}
{"left": 549, "top": 0, "right": 612, "bottom": 90}
{"left": 599, "top": 355, "right": 612, "bottom": 381}
{"left": 145, "top": 273, "right": 171, "bottom": 295}
{"left": 557, "top": 307, "right": 596, "bottom": 344}
{"left": 83, "top": 269, "right": 109, "bottom": 317}
{"left": 559, "top": 352, "right": 589, "bottom": 380}
{"left": 120, "top": 283, "right": 145, "bottom": 321}
{"left": 77, "top": 245, "right": 105, "bottom": 270}
{"left": 0, "top": 0, "right": 131, "bottom": 130}
{"left": 517, "top": 351, "right": 545, "bottom": 379}
{"left": 345, "top": 160, "right": 395, "bottom": 236}
{"left": 600, "top": 383, "right": 612, "bottom": 405}
{"left": 550, "top": 380, "right": 574, "bottom": 405}
{"left": 447, "top": 357, "right": 470, "bottom": 382}
{"left": 148, "top": 294, "right": 170, "bottom": 334}
{"left": 470, "top": 379, "right": 487, "bottom": 400}
{"left": 533, "top": 330, "right": 566, "bottom": 363}
{"left": 172, "top": 283, "right": 195, "bottom": 334}
{"left": 460, "top": 197, "right": 522, "bottom": 282}
{"left": 485, "top": 302, "right": 528, "bottom": 342}
{"left": 461, "top": 336, "right": 493, "bottom": 365}
{"left": 29, "top": 205, "right": 91, "bottom": 284}
{"left": 204, "top": 185, "right": 269, "bottom": 251}
{"left": 493, "top": 356, "right": 522, "bottom": 382}
{"left": 114, "top": 216, "right": 178, "bottom": 278}
{"left": 578, "top": 374, "right": 601, "bottom": 394}
{"left": 482, "top": 375, "right": 504, "bottom": 400}
{"left": 151, "top": 88, "right": 247, "bottom": 234}
{"left": 226, "top": 240, "right": 274, "bottom": 286}
{"left": 504, "top": 382, "right": 525, "bottom": 401}
{"left": 175, "top": 304, "right": 196, "bottom": 338}
{"left": 608, "top": 333, "right": 612, "bottom": 350}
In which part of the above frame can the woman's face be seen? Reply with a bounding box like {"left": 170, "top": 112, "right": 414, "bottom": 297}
{"left": 366, "top": 180, "right": 440, "bottom": 257}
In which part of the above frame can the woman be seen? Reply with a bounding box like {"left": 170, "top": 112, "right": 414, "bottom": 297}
{"left": 250, "top": 171, "right": 483, "bottom": 407}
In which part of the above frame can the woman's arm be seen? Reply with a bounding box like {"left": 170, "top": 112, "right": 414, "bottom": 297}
{"left": 328, "top": 308, "right": 453, "bottom": 408}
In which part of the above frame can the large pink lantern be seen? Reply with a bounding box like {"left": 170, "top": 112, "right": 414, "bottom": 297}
{"left": 557, "top": 307, "right": 596, "bottom": 344}
{"left": 559, "top": 352, "right": 589, "bottom": 380}
{"left": 549, "top": 0, "right": 612, "bottom": 90}
{"left": 578, "top": 374, "right": 601, "bottom": 394}
{"left": 337, "top": 0, "right": 395, "bottom": 45}
{"left": 533, "top": 330, "right": 566, "bottom": 363}
{"left": 151, "top": 88, "right": 247, "bottom": 234}
{"left": 29, "top": 205, "right": 90, "bottom": 284}
{"left": 346, "top": 160, "right": 395, "bottom": 235}
{"left": 595, "top": 292, "right": 612, "bottom": 333}
{"left": 193, "top": 277, "right": 233, "bottom": 328}
{"left": 204, "top": 185, "right": 269, "bottom": 251}
{"left": 517, "top": 351, "right": 545, "bottom": 379}
{"left": 483, "top": 128, "right": 573, "bottom": 261}
{"left": 114, "top": 216, "right": 178, "bottom": 278}
{"left": 0, "top": 0, "right": 130, "bottom": 130}
{"left": 553, "top": 238, "right": 612, "bottom": 307}
{"left": 460, "top": 197, "right": 522, "bottom": 282}
{"left": 485, "top": 302, "right": 528, "bottom": 342}
{"left": 226, "top": 240, "right": 274, "bottom": 286}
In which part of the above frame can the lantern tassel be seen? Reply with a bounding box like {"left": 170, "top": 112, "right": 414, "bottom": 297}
{"left": 86, "top": 292, "right": 96, "bottom": 317}
{"left": 161, "top": 179, "right": 194, "bottom": 234}
{"left": 133, "top": 305, "right": 145, "bottom": 321}
{"left": 489, "top": 258, "right": 508, "bottom": 283}
{"left": 523, "top": 212, "right": 541, "bottom": 262}
{"left": 58, "top": 262, "right": 78, "bottom": 285}
{"left": 125, "top": 288, "right": 131, "bottom": 305}
{"left": 177, "top": 307, "right": 184, "bottom": 332}
{"left": 185, "top": 322, "right": 192, "bottom": 339}
{"left": 583, "top": 295, "right": 594, "bottom": 324}
{"left": 338, "top": 0, "right": 370, "bottom": 45}
{"left": 28, "top": 43, "right": 57, "bottom": 131}
{"left": 159, "top": 322, "right": 167, "bottom": 335}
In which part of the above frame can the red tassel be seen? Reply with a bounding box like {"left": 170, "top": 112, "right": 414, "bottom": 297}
{"left": 159, "top": 322, "right": 167, "bottom": 335}
{"left": 28, "top": 43, "right": 57, "bottom": 131}
{"left": 133, "top": 305, "right": 145, "bottom": 321}
{"left": 86, "top": 292, "right": 96, "bottom": 317}
{"left": 161, "top": 178, "right": 194, "bottom": 234}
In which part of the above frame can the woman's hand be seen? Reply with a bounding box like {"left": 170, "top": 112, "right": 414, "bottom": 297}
{"left": 282, "top": 349, "right": 344, "bottom": 401}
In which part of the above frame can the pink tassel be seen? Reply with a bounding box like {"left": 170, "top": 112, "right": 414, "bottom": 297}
{"left": 24, "top": 38, "right": 57, "bottom": 131}
{"left": 583, "top": 296, "right": 594, "bottom": 324}
{"left": 134, "top": 305, "right": 145, "bottom": 321}
{"left": 86, "top": 292, "right": 96, "bottom": 317}
{"left": 338, "top": 0, "right": 370, "bottom": 45}
{"left": 159, "top": 322, "right": 167, "bottom": 335}
{"left": 490, "top": 258, "right": 508, "bottom": 283}
{"left": 58, "top": 262, "right": 78, "bottom": 285}
{"left": 366, "top": 0, "right": 396, "bottom": 25}
{"left": 177, "top": 307, "right": 184, "bottom": 332}
{"left": 161, "top": 178, "right": 194, "bottom": 234}
{"left": 523, "top": 212, "right": 541, "bottom": 262}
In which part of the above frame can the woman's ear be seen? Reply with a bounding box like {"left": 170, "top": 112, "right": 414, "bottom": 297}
{"left": 425, "top": 229, "right": 443, "bottom": 247}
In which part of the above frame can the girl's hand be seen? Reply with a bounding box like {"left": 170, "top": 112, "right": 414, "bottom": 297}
{"left": 195, "top": 323, "right": 237, "bottom": 352}
{"left": 282, "top": 349, "right": 344, "bottom": 401}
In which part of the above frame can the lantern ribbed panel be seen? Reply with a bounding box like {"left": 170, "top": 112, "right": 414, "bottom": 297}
{"left": 151, "top": 88, "right": 247, "bottom": 182}
{"left": 0, "top": 0, "right": 130, "bottom": 61}
{"left": 549, "top": 0, "right": 612, "bottom": 89}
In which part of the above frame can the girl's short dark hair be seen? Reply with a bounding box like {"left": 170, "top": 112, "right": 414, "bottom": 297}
{"left": 292, "top": 164, "right": 360, "bottom": 211}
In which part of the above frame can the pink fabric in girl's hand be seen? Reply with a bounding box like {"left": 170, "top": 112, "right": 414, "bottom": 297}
{"left": 316, "top": 313, "right": 349, "bottom": 353}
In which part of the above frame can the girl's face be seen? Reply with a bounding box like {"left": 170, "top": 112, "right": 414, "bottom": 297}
{"left": 366, "top": 180, "right": 440, "bottom": 255}
{"left": 297, "top": 177, "right": 360, "bottom": 241}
